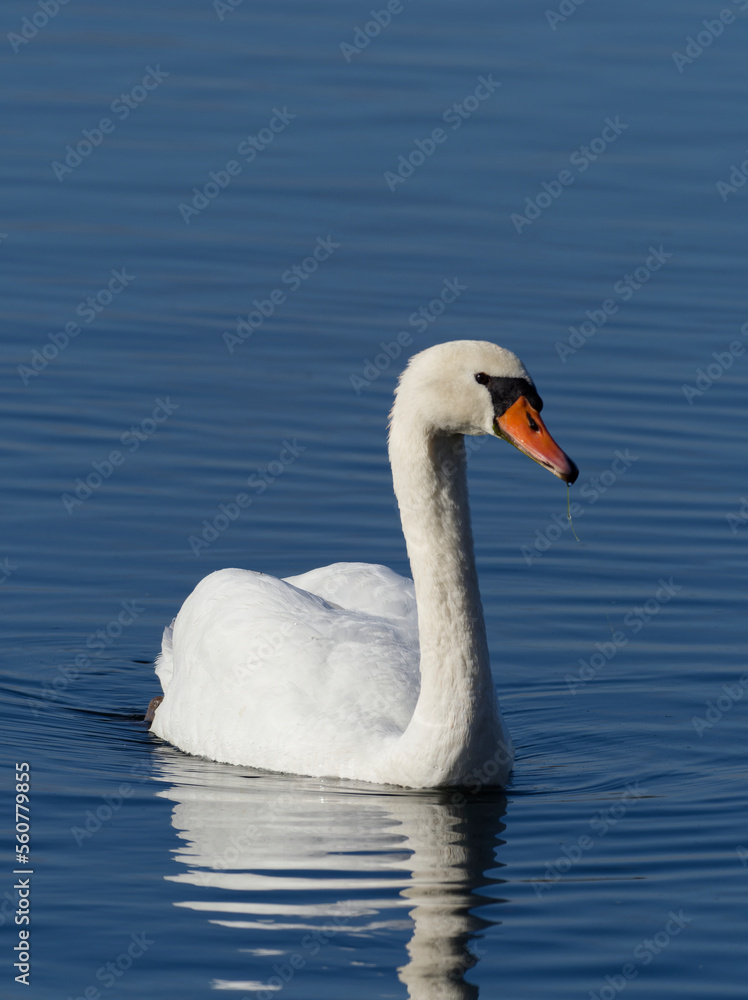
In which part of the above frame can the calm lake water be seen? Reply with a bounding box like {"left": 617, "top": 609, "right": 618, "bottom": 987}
{"left": 2, "top": 1, "right": 747, "bottom": 997}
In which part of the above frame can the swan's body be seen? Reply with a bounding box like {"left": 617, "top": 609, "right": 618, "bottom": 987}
{"left": 150, "top": 341, "right": 577, "bottom": 788}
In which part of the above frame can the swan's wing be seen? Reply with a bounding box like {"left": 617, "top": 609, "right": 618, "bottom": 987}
{"left": 284, "top": 562, "right": 416, "bottom": 620}
{"left": 152, "top": 567, "right": 420, "bottom": 773}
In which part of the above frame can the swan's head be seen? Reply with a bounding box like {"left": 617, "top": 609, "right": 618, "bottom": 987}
{"left": 392, "top": 340, "right": 578, "bottom": 484}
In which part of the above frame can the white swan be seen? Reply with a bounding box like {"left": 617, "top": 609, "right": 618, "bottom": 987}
{"left": 149, "top": 341, "right": 577, "bottom": 788}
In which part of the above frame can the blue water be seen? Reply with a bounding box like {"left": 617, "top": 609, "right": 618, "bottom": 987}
{"left": 2, "top": 1, "right": 747, "bottom": 996}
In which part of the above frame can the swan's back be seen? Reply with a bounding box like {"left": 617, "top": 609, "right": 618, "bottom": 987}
{"left": 151, "top": 564, "right": 420, "bottom": 776}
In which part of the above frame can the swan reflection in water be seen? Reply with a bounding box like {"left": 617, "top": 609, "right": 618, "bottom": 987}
{"left": 153, "top": 748, "right": 508, "bottom": 999}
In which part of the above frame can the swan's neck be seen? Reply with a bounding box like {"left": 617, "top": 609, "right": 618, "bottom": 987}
{"left": 388, "top": 412, "right": 509, "bottom": 785}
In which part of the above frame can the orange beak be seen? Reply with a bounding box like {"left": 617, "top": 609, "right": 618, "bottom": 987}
{"left": 495, "top": 396, "right": 578, "bottom": 485}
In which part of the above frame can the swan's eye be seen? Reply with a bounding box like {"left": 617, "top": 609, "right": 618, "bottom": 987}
{"left": 527, "top": 415, "right": 539, "bottom": 432}
{"left": 474, "top": 372, "right": 490, "bottom": 385}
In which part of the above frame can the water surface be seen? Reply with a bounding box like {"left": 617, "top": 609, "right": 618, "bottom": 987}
{"left": 1, "top": 1, "right": 746, "bottom": 997}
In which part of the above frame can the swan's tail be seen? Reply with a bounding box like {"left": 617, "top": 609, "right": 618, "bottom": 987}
{"left": 154, "top": 621, "right": 175, "bottom": 693}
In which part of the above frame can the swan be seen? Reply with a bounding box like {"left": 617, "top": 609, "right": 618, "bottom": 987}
{"left": 148, "top": 340, "right": 577, "bottom": 788}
